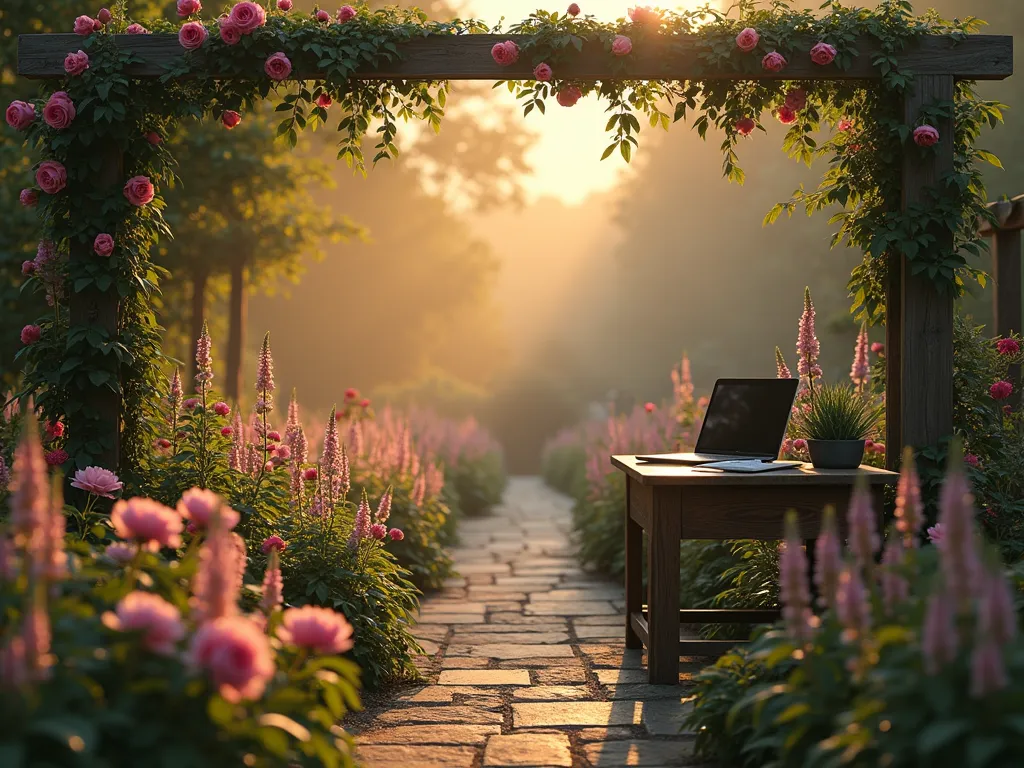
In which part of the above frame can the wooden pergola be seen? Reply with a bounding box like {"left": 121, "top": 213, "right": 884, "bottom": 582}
{"left": 17, "top": 32, "right": 1014, "bottom": 470}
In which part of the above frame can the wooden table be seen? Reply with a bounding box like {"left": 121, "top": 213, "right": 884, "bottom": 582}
{"left": 611, "top": 455, "right": 898, "bottom": 685}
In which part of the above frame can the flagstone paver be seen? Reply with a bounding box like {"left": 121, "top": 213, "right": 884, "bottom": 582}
{"left": 354, "top": 477, "right": 708, "bottom": 768}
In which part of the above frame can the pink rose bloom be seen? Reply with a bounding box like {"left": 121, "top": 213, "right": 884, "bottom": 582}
{"left": 64, "top": 51, "right": 90, "bottom": 76}
{"left": 914, "top": 125, "right": 939, "bottom": 147}
{"left": 70, "top": 466, "right": 123, "bottom": 498}
{"left": 556, "top": 86, "right": 582, "bottom": 107}
{"left": 125, "top": 24, "right": 150, "bottom": 34}
{"left": 177, "top": 0, "right": 202, "bottom": 17}
{"left": 74, "top": 15, "right": 96, "bottom": 35}
{"left": 337, "top": 5, "right": 356, "bottom": 22}
{"left": 369, "top": 523, "right": 387, "bottom": 540}
{"left": 735, "top": 117, "right": 755, "bottom": 136}
{"left": 317, "top": 93, "right": 332, "bottom": 108}
{"left": 315, "top": 9, "right": 330, "bottom": 22}
{"left": 124, "top": 175, "right": 155, "bottom": 206}
{"left": 990, "top": 380, "right": 1013, "bottom": 400}
{"left": 837, "top": 118, "right": 854, "bottom": 132}
{"left": 389, "top": 527, "right": 404, "bottom": 541}
{"left": 22, "top": 260, "right": 36, "bottom": 275}
{"left": 97, "top": 8, "right": 112, "bottom": 24}
{"left": 964, "top": 453, "right": 981, "bottom": 468}
{"left": 735, "top": 27, "right": 759, "bottom": 53}
{"left": 93, "top": 233, "right": 115, "bottom": 257}
{"left": 628, "top": 6, "right": 659, "bottom": 25}
{"left": 776, "top": 106, "right": 797, "bottom": 125}
{"left": 145, "top": 131, "right": 162, "bottom": 145}
{"left": 213, "top": 401, "right": 231, "bottom": 415}
{"left": 228, "top": 1, "right": 267, "bottom": 33}
{"left": 491, "top": 41, "right": 519, "bottom": 66}
{"left": 220, "top": 426, "right": 233, "bottom": 437}
{"left": 278, "top": 605, "right": 354, "bottom": 654}
{"left": 996, "top": 338, "right": 1020, "bottom": 356}
{"left": 612, "top": 35, "right": 632, "bottom": 56}
{"left": 45, "top": 449, "right": 69, "bottom": 466}
{"left": 267, "top": 430, "right": 281, "bottom": 441}
{"left": 810, "top": 42, "right": 837, "bottom": 66}
{"left": 221, "top": 110, "right": 241, "bottom": 129}
{"left": 762, "top": 51, "right": 787, "bottom": 72}
{"left": 265, "top": 52, "right": 292, "bottom": 81}
{"left": 278, "top": 0, "right": 293, "bottom": 9}
{"left": 104, "top": 542, "right": 136, "bottom": 565}
{"left": 46, "top": 419, "right": 64, "bottom": 438}
{"left": 178, "top": 487, "right": 240, "bottom": 531}
{"left": 302, "top": 467, "right": 317, "bottom": 481}
{"left": 20, "top": 325, "right": 41, "bottom": 345}
{"left": 178, "top": 21, "right": 208, "bottom": 51}
{"left": 218, "top": 18, "right": 242, "bottom": 44}
{"left": 792, "top": 438, "right": 808, "bottom": 451}
{"left": 20, "top": 189, "right": 38, "bottom": 207}
{"left": 927, "top": 523, "right": 945, "bottom": 547}
{"left": 262, "top": 535, "right": 286, "bottom": 554}
{"left": 190, "top": 616, "right": 275, "bottom": 702}
{"left": 5, "top": 100, "right": 36, "bottom": 131}
{"left": 871, "top": 341, "right": 884, "bottom": 355}
{"left": 567, "top": 3, "right": 580, "bottom": 16}
{"left": 42, "top": 92, "right": 76, "bottom": 130}
{"left": 534, "top": 62, "right": 553, "bottom": 81}
{"left": 182, "top": 397, "right": 199, "bottom": 409}
{"left": 102, "top": 591, "right": 185, "bottom": 655}
{"left": 784, "top": 88, "right": 807, "bottom": 112}
{"left": 112, "top": 497, "right": 183, "bottom": 550}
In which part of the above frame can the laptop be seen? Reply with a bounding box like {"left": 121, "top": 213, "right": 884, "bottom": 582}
{"left": 637, "top": 378, "right": 799, "bottom": 465}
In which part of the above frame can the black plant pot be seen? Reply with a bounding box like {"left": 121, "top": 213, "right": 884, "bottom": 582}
{"left": 806, "top": 439, "right": 866, "bottom": 470}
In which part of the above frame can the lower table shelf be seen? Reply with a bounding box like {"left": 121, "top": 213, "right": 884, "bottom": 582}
{"left": 629, "top": 606, "right": 781, "bottom": 657}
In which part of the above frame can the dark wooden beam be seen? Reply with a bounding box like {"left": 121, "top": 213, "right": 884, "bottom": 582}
{"left": 993, "top": 228, "right": 1022, "bottom": 340}
{"left": 18, "top": 32, "right": 1013, "bottom": 81}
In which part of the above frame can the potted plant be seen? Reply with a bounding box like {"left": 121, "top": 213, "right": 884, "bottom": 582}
{"left": 799, "top": 383, "right": 880, "bottom": 469}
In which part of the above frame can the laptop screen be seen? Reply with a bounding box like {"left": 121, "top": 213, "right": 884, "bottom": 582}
{"left": 695, "top": 378, "right": 800, "bottom": 457}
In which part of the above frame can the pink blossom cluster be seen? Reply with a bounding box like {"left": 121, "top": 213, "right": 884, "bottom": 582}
{"left": 219, "top": 1, "right": 266, "bottom": 46}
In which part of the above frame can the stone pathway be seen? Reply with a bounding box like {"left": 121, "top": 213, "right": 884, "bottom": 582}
{"left": 355, "top": 478, "right": 707, "bottom": 768}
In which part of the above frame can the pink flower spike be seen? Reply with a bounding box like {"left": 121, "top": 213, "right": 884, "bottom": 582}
{"left": 348, "top": 489, "right": 370, "bottom": 548}
{"left": 796, "top": 287, "right": 822, "bottom": 380}
{"left": 813, "top": 507, "right": 842, "bottom": 610}
{"left": 735, "top": 27, "right": 759, "bottom": 53}
{"left": 278, "top": 606, "right": 354, "bottom": 654}
{"left": 850, "top": 323, "right": 869, "bottom": 387}
{"left": 102, "top": 591, "right": 185, "bottom": 655}
{"left": 810, "top": 42, "right": 837, "bottom": 65}
{"left": 970, "top": 639, "right": 1009, "bottom": 698}
{"left": 775, "top": 347, "right": 792, "bottom": 378}
{"left": 894, "top": 448, "right": 923, "bottom": 547}
{"left": 835, "top": 567, "right": 870, "bottom": 639}
{"left": 111, "top": 497, "right": 183, "bottom": 550}
{"left": 880, "top": 536, "right": 909, "bottom": 614}
{"left": 936, "top": 448, "right": 982, "bottom": 609}
{"left": 189, "top": 616, "right": 275, "bottom": 702}
{"left": 779, "top": 512, "right": 813, "bottom": 643}
{"left": 913, "top": 125, "right": 939, "bottom": 147}
{"left": 922, "top": 586, "right": 957, "bottom": 674}
{"left": 376, "top": 486, "right": 393, "bottom": 524}
{"left": 259, "top": 550, "right": 283, "bottom": 614}
{"left": 847, "top": 479, "right": 879, "bottom": 573}
{"left": 389, "top": 527, "right": 404, "bottom": 541}
{"left": 70, "top": 466, "right": 122, "bottom": 499}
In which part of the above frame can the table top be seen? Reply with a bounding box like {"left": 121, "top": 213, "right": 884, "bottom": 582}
{"left": 611, "top": 454, "right": 899, "bottom": 487}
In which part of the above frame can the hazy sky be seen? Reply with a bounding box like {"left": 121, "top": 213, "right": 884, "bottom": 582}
{"left": 461, "top": 1, "right": 724, "bottom": 204}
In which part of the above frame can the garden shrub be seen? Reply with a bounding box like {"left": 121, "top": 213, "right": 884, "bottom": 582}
{"left": 687, "top": 449, "right": 1024, "bottom": 767}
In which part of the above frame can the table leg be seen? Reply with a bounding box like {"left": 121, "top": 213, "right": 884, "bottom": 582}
{"left": 805, "top": 539, "right": 818, "bottom": 607}
{"left": 647, "top": 495, "right": 681, "bottom": 685}
{"left": 625, "top": 480, "right": 643, "bottom": 649}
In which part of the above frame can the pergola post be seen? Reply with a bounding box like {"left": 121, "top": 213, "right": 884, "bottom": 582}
{"left": 993, "top": 227, "right": 1022, "bottom": 340}
{"left": 887, "top": 75, "right": 956, "bottom": 469}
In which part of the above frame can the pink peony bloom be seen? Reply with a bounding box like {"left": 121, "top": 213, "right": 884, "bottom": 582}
{"left": 125, "top": 23, "right": 150, "bottom": 34}
{"left": 278, "top": 0, "right": 293, "bottom": 9}
{"left": 104, "top": 542, "right": 135, "bottom": 565}
{"left": 177, "top": 0, "right": 202, "bottom": 17}
{"left": 762, "top": 51, "right": 787, "bottom": 72}
{"left": 913, "top": 125, "right": 939, "bottom": 147}
{"left": 735, "top": 27, "right": 759, "bottom": 52}
{"left": 990, "top": 380, "right": 1013, "bottom": 400}
{"left": 337, "top": 5, "right": 356, "bottom": 22}
{"left": 996, "top": 338, "right": 1020, "bottom": 356}
{"left": 74, "top": 15, "right": 96, "bottom": 35}
{"left": 556, "top": 86, "right": 582, "bottom": 107}
{"left": 567, "top": 3, "right": 580, "bottom": 16}
{"left": 35, "top": 161, "right": 66, "bottom": 195}
{"left": 220, "top": 426, "right": 233, "bottom": 437}
{"left": 736, "top": 117, "right": 755, "bottom": 136}
{"left": 111, "top": 497, "right": 183, "bottom": 550}
{"left": 178, "top": 487, "right": 240, "bottom": 531}
{"left": 784, "top": 88, "right": 807, "bottom": 112}
{"left": 228, "top": 1, "right": 267, "bottom": 33}
{"left": 70, "top": 466, "right": 122, "bottom": 498}
{"left": 20, "top": 189, "right": 39, "bottom": 207}
{"left": 534, "top": 62, "right": 553, "bottom": 81}
{"left": 42, "top": 92, "right": 76, "bottom": 130}
{"left": 178, "top": 21, "right": 208, "bottom": 51}
{"left": 64, "top": 50, "right": 90, "bottom": 76}
{"left": 6, "top": 100, "right": 36, "bottom": 131}
{"left": 317, "top": 93, "right": 332, "bottom": 108}
{"left": 776, "top": 106, "right": 797, "bottom": 125}
{"left": 213, "top": 401, "right": 231, "bottom": 416}
{"left": 145, "top": 131, "right": 162, "bottom": 145}
{"left": 369, "top": 523, "right": 387, "bottom": 540}
{"left": 265, "top": 52, "right": 292, "bottom": 81}
{"left": 93, "top": 233, "right": 115, "bottom": 257}
{"left": 302, "top": 467, "right": 317, "bottom": 481}
{"left": 926, "top": 522, "right": 945, "bottom": 547}
{"left": 124, "top": 175, "right": 155, "bottom": 206}
{"left": 103, "top": 591, "right": 185, "bottom": 655}
{"left": 810, "top": 42, "right": 837, "bottom": 66}
{"left": 261, "top": 535, "right": 286, "bottom": 554}
{"left": 182, "top": 397, "right": 199, "bottom": 410}
{"left": 389, "top": 527, "right": 404, "bottom": 541}
{"left": 20, "top": 325, "right": 41, "bottom": 345}
{"left": 612, "top": 35, "right": 633, "bottom": 56}
{"left": 218, "top": 17, "right": 241, "bottom": 44}
{"left": 44, "top": 449, "right": 68, "bottom": 466}
{"left": 190, "top": 616, "right": 275, "bottom": 702}
{"left": 278, "top": 605, "right": 354, "bottom": 654}
{"left": 491, "top": 41, "right": 520, "bottom": 66}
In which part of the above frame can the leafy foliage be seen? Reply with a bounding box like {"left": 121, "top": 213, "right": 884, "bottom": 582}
{"left": 798, "top": 381, "right": 881, "bottom": 440}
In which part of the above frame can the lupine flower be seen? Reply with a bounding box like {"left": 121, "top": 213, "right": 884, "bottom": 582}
{"left": 936, "top": 450, "right": 982, "bottom": 609}
{"left": 195, "top": 322, "right": 213, "bottom": 386}
{"left": 255, "top": 332, "right": 275, "bottom": 410}
{"left": 850, "top": 323, "right": 870, "bottom": 387}
{"left": 111, "top": 498, "right": 183, "bottom": 550}
{"left": 178, "top": 488, "right": 240, "bottom": 531}
{"left": 189, "top": 616, "right": 275, "bottom": 702}
{"left": 796, "top": 287, "right": 822, "bottom": 381}
{"left": 977, "top": 566, "right": 1017, "bottom": 647}
{"left": 10, "top": 416, "right": 50, "bottom": 540}
{"left": 259, "top": 550, "right": 283, "bottom": 614}
{"left": 70, "top": 466, "right": 122, "bottom": 498}
{"left": 102, "top": 591, "right": 185, "bottom": 654}
{"left": 376, "top": 486, "right": 393, "bottom": 524}
{"left": 389, "top": 528, "right": 404, "bottom": 541}
{"left": 779, "top": 513, "right": 813, "bottom": 643}
{"left": 169, "top": 368, "right": 182, "bottom": 412}
{"left": 191, "top": 513, "right": 242, "bottom": 622}
{"left": 228, "top": 412, "right": 245, "bottom": 471}
{"left": 21, "top": 599, "right": 52, "bottom": 680}
{"left": 411, "top": 472, "right": 426, "bottom": 507}
{"left": 348, "top": 490, "right": 370, "bottom": 548}
{"left": 970, "top": 639, "right": 1008, "bottom": 698}
{"left": 0, "top": 637, "right": 28, "bottom": 688}
{"left": 775, "top": 347, "right": 792, "bottom": 379}
{"left": 814, "top": 506, "right": 842, "bottom": 610}
{"left": 894, "top": 448, "right": 923, "bottom": 547}
{"left": 880, "top": 536, "right": 909, "bottom": 614}
{"left": 835, "top": 567, "right": 870, "bottom": 639}
{"left": 922, "top": 586, "right": 957, "bottom": 674}
{"left": 278, "top": 606, "right": 354, "bottom": 654}
{"left": 847, "top": 479, "right": 879, "bottom": 573}
{"left": 261, "top": 535, "right": 286, "bottom": 554}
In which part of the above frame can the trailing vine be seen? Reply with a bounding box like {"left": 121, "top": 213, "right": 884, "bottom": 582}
{"left": 4, "top": 0, "right": 1005, "bottom": 468}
